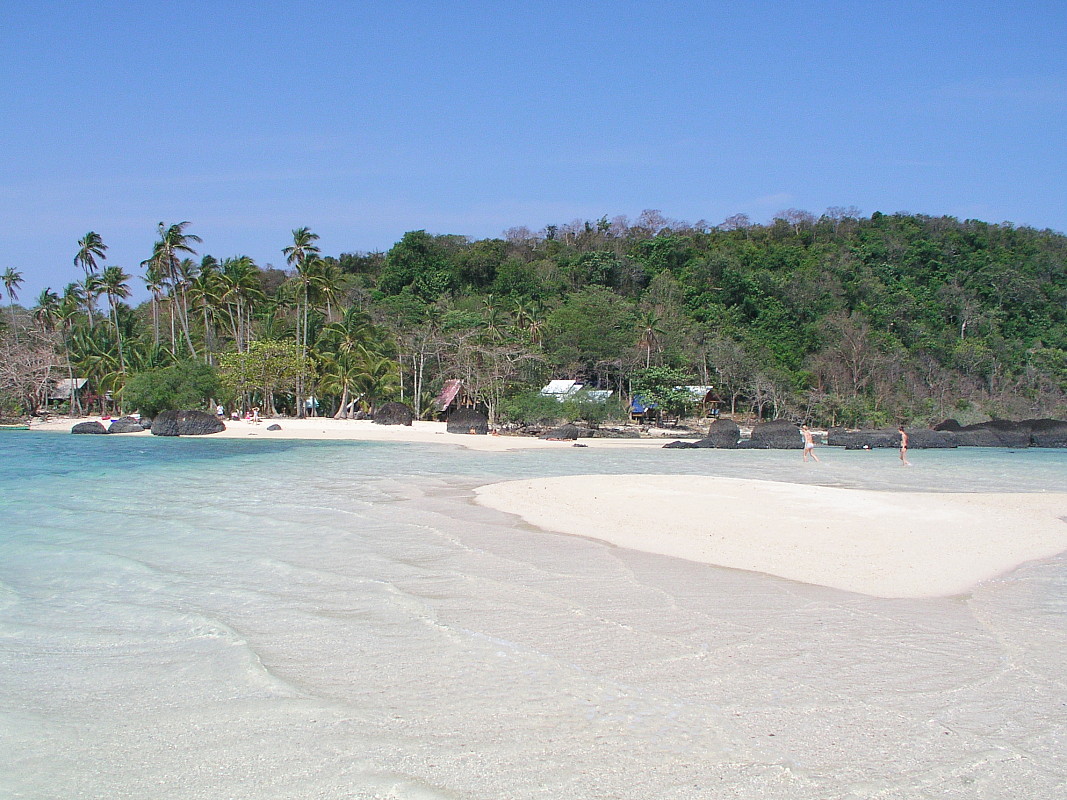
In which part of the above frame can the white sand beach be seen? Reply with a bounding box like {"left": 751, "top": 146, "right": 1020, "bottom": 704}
{"left": 476, "top": 474, "right": 1067, "bottom": 599}
{"left": 29, "top": 415, "right": 675, "bottom": 451}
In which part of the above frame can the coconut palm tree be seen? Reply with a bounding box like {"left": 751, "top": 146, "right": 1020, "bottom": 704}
{"left": 74, "top": 232, "right": 107, "bottom": 328}
{"left": 283, "top": 227, "right": 321, "bottom": 417}
{"left": 637, "top": 310, "right": 665, "bottom": 368}
{"left": 99, "top": 265, "right": 131, "bottom": 370}
{"left": 319, "top": 306, "right": 376, "bottom": 417}
{"left": 148, "top": 222, "right": 202, "bottom": 357}
{"left": 220, "top": 256, "right": 263, "bottom": 351}
{"left": 33, "top": 288, "right": 61, "bottom": 332}
{"left": 2, "top": 267, "right": 24, "bottom": 337}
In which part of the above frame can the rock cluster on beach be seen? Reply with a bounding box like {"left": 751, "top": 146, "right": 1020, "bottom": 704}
{"left": 664, "top": 417, "right": 1067, "bottom": 450}
{"left": 149, "top": 410, "right": 225, "bottom": 437}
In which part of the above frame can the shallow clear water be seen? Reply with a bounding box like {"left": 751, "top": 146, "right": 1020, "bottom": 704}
{"left": 1, "top": 433, "right": 1065, "bottom": 799}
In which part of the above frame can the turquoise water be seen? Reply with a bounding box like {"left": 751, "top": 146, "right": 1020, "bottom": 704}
{"left": 2, "top": 433, "right": 1066, "bottom": 799}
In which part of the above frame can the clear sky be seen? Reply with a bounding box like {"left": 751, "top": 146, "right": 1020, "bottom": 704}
{"left": 2, "top": 0, "right": 1065, "bottom": 302}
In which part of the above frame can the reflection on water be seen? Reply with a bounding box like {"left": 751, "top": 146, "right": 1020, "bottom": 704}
{"left": 1, "top": 435, "right": 1065, "bottom": 798}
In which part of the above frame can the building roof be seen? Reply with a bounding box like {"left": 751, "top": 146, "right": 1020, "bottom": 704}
{"left": 584, "top": 390, "right": 613, "bottom": 403}
{"left": 434, "top": 379, "right": 464, "bottom": 411}
{"left": 49, "top": 377, "right": 87, "bottom": 400}
{"left": 540, "top": 380, "right": 583, "bottom": 400}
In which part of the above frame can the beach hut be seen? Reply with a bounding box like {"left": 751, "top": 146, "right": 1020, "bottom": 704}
{"left": 629, "top": 395, "right": 657, "bottom": 422}
{"left": 434, "top": 380, "right": 483, "bottom": 417}
{"left": 540, "top": 380, "right": 584, "bottom": 402}
{"left": 48, "top": 378, "right": 87, "bottom": 410}
{"left": 682, "top": 386, "right": 724, "bottom": 416}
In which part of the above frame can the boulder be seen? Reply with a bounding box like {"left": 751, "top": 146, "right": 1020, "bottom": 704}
{"left": 72, "top": 421, "right": 108, "bottom": 434}
{"left": 1023, "top": 418, "right": 1067, "bottom": 447}
{"left": 107, "top": 416, "right": 145, "bottom": 434}
{"left": 373, "top": 402, "right": 414, "bottom": 426}
{"left": 744, "top": 419, "right": 803, "bottom": 449}
{"left": 539, "top": 424, "right": 594, "bottom": 440}
{"left": 151, "top": 410, "right": 226, "bottom": 437}
{"left": 446, "top": 408, "right": 488, "bottom": 435}
{"left": 701, "top": 418, "right": 741, "bottom": 448}
{"left": 954, "top": 419, "right": 1030, "bottom": 448}
{"left": 831, "top": 427, "right": 957, "bottom": 449}
{"left": 663, "top": 440, "right": 697, "bottom": 449}
{"left": 266, "top": 424, "right": 282, "bottom": 431}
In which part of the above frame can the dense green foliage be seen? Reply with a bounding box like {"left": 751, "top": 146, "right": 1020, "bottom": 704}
{"left": 2, "top": 209, "right": 1064, "bottom": 425}
{"left": 123, "top": 361, "right": 220, "bottom": 417}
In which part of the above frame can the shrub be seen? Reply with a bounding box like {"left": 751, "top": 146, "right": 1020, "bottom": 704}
{"left": 123, "top": 361, "right": 221, "bottom": 417}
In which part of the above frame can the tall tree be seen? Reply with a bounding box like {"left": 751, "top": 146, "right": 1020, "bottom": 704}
{"left": 99, "top": 265, "right": 131, "bottom": 370}
{"left": 148, "top": 222, "right": 202, "bottom": 357}
{"left": 283, "top": 227, "right": 321, "bottom": 417}
{"left": 2, "top": 267, "right": 24, "bottom": 338}
{"left": 74, "top": 232, "right": 107, "bottom": 328}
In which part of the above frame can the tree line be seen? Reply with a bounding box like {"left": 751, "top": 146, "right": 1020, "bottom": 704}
{"left": 1, "top": 207, "right": 1064, "bottom": 427}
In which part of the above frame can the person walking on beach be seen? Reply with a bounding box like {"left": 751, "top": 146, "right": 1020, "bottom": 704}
{"left": 252, "top": 407, "right": 260, "bottom": 424}
{"left": 801, "top": 425, "right": 820, "bottom": 462}
{"left": 898, "top": 426, "right": 911, "bottom": 466}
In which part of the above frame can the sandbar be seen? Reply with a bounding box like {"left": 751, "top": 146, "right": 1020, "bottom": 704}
{"left": 474, "top": 474, "right": 1067, "bottom": 598}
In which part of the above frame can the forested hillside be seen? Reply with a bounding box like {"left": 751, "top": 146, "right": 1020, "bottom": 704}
{"left": 2, "top": 210, "right": 1065, "bottom": 426}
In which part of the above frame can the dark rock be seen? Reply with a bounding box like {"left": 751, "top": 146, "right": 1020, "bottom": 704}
{"left": 701, "top": 418, "right": 741, "bottom": 448}
{"left": 747, "top": 419, "right": 803, "bottom": 449}
{"left": 107, "top": 416, "right": 145, "bottom": 434}
{"left": 446, "top": 408, "right": 488, "bottom": 435}
{"left": 954, "top": 419, "right": 1030, "bottom": 448}
{"left": 151, "top": 411, "right": 180, "bottom": 436}
{"left": 539, "top": 424, "right": 594, "bottom": 440}
{"left": 373, "top": 402, "right": 414, "bottom": 426}
{"left": 663, "top": 440, "right": 697, "bottom": 449}
{"left": 832, "top": 427, "right": 957, "bottom": 449}
{"left": 266, "top": 424, "right": 282, "bottom": 431}
{"left": 72, "top": 421, "right": 108, "bottom": 434}
{"left": 905, "top": 429, "right": 958, "bottom": 449}
{"left": 1023, "top": 418, "right": 1067, "bottom": 447}
{"left": 151, "top": 410, "right": 226, "bottom": 437}
{"left": 932, "top": 418, "right": 963, "bottom": 432}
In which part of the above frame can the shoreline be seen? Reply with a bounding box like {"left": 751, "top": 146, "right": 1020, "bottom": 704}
{"left": 475, "top": 474, "right": 1067, "bottom": 599}
{"left": 25, "top": 415, "right": 682, "bottom": 452}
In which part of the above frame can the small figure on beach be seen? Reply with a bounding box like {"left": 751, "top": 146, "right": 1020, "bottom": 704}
{"left": 231, "top": 410, "right": 240, "bottom": 421}
{"left": 898, "top": 426, "right": 911, "bottom": 466}
{"left": 801, "top": 425, "right": 820, "bottom": 462}
{"left": 216, "top": 404, "right": 225, "bottom": 418}
{"left": 252, "top": 407, "right": 261, "bottom": 424}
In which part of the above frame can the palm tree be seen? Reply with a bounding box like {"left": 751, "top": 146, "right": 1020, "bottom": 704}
{"left": 142, "top": 261, "right": 167, "bottom": 348}
{"left": 2, "top": 267, "right": 24, "bottom": 337}
{"left": 58, "top": 284, "right": 86, "bottom": 414}
{"left": 148, "top": 222, "right": 202, "bottom": 357}
{"left": 319, "top": 306, "right": 375, "bottom": 418}
{"left": 220, "top": 256, "right": 263, "bottom": 351}
{"left": 33, "top": 288, "right": 61, "bottom": 331}
{"left": 99, "top": 265, "right": 131, "bottom": 370}
{"left": 637, "top": 310, "right": 665, "bottom": 368}
{"left": 74, "top": 232, "right": 107, "bottom": 328}
{"left": 283, "top": 227, "right": 321, "bottom": 417}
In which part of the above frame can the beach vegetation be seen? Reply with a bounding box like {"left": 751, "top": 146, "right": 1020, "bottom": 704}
{"left": 4, "top": 209, "right": 1065, "bottom": 424}
{"left": 123, "top": 360, "right": 220, "bottom": 418}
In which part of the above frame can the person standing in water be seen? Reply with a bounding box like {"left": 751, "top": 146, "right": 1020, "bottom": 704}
{"left": 801, "top": 425, "right": 820, "bottom": 462}
{"left": 898, "top": 426, "right": 911, "bottom": 466}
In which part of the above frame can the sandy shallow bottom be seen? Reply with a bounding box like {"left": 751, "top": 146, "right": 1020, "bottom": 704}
{"left": 475, "top": 475, "right": 1067, "bottom": 598}
{"left": 3, "top": 436, "right": 1067, "bottom": 798}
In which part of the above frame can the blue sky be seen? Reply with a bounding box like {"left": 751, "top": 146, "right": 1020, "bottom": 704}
{"left": 2, "top": 0, "right": 1065, "bottom": 301}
